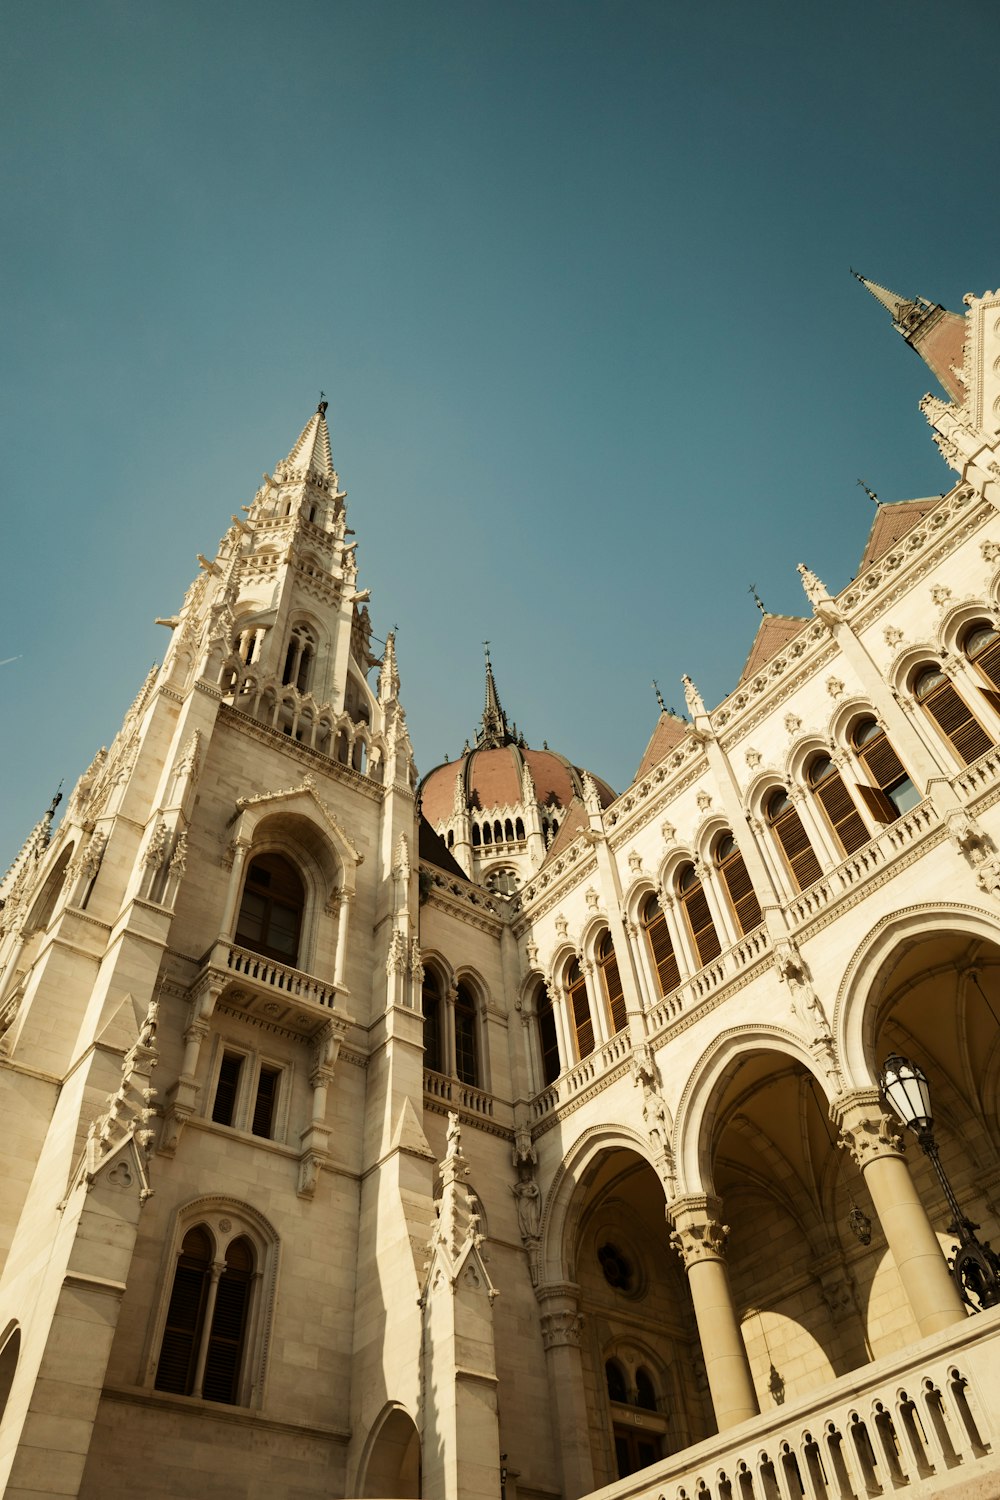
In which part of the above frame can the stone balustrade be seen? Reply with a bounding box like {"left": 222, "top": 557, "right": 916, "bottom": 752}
{"left": 423, "top": 1070, "right": 496, "bottom": 1118}
{"left": 222, "top": 942, "right": 340, "bottom": 1009}
{"left": 587, "top": 1306, "right": 1000, "bottom": 1500}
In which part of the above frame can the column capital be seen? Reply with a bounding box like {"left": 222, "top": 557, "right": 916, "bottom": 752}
{"left": 666, "top": 1193, "right": 730, "bottom": 1268}
{"left": 832, "top": 1087, "right": 905, "bottom": 1169}
{"left": 535, "top": 1282, "right": 584, "bottom": 1348}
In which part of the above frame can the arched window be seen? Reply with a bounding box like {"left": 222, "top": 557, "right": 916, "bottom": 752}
{"left": 155, "top": 1227, "right": 256, "bottom": 1404}
{"left": 635, "top": 1366, "right": 657, "bottom": 1411}
{"left": 766, "top": 789, "right": 822, "bottom": 891}
{"left": 486, "top": 867, "right": 519, "bottom": 896}
{"left": 235, "top": 853, "right": 304, "bottom": 965}
{"left": 422, "top": 973, "right": 442, "bottom": 1073}
{"left": 493, "top": 820, "right": 503, "bottom": 844}
{"left": 598, "top": 931, "right": 627, "bottom": 1034}
{"left": 640, "top": 893, "right": 680, "bottom": 998}
{"left": 807, "top": 754, "right": 870, "bottom": 855}
{"left": 515, "top": 818, "right": 525, "bottom": 841}
{"left": 566, "top": 959, "right": 594, "bottom": 1060}
{"left": 472, "top": 823, "right": 482, "bottom": 847}
{"left": 677, "top": 863, "right": 721, "bottom": 966}
{"left": 851, "top": 718, "right": 919, "bottom": 821}
{"left": 454, "top": 981, "right": 479, "bottom": 1087}
{"left": 964, "top": 621, "right": 1000, "bottom": 696}
{"left": 483, "top": 821, "right": 493, "bottom": 845}
{"left": 714, "top": 833, "right": 761, "bottom": 935}
{"left": 504, "top": 819, "right": 514, "bottom": 842}
{"left": 536, "top": 982, "right": 561, "bottom": 1086}
{"left": 605, "top": 1359, "right": 628, "bottom": 1404}
{"left": 282, "top": 624, "right": 316, "bottom": 693}
{"left": 912, "top": 664, "right": 992, "bottom": 765}
{"left": 24, "top": 843, "right": 75, "bottom": 931}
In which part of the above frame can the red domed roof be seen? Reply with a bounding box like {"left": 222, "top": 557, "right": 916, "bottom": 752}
{"left": 420, "top": 743, "right": 615, "bottom": 829}
{"left": 419, "top": 650, "right": 615, "bottom": 829}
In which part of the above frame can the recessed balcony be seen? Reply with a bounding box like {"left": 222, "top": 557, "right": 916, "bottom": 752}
{"left": 195, "top": 939, "right": 342, "bottom": 1038}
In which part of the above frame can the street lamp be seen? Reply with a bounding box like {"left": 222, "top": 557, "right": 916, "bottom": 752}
{"left": 879, "top": 1052, "right": 1000, "bottom": 1311}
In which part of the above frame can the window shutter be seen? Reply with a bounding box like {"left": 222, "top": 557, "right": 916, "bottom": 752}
{"left": 720, "top": 852, "right": 762, "bottom": 935}
{"left": 859, "top": 736, "right": 907, "bottom": 792}
{"left": 212, "top": 1053, "right": 243, "bottom": 1127}
{"left": 922, "top": 681, "right": 992, "bottom": 765}
{"left": 538, "top": 996, "right": 560, "bottom": 1085}
{"left": 644, "top": 909, "right": 680, "bottom": 997}
{"left": 251, "top": 1067, "right": 280, "bottom": 1138}
{"left": 977, "top": 686, "right": 1000, "bottom": 717}
{"left": 155, "top": 1228, "right": 211, "bottom": 1396}
{"left": 683, "top": 884, "right": 721, "bottom": 966}
{"left": 855, "top": 782, "right": 898, "bottom": 825}
{"left": 202, "top": 1253, "right": 252, "bottom": 1406}
{"left": 601, "top": 945, "right": 627, "bottom": 1035}
{"left": 815, "top": 772, "right": 870, "bottom": 855}
{"left": 772, "top": 806, "right": 822, "bottom": 891}
{"left": 571, "top": 979, "right": 594, "bottom": 1059}
{"left": 973, "top": 636, "right": 1000, "bottom": 689}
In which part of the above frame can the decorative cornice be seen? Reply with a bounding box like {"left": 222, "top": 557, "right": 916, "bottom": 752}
{"left": 218, "top": 705, "right": 386, "bottom": 803}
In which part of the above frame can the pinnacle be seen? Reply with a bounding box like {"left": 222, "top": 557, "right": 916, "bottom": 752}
{"left": 283, "top": 400, "right": 336, "bottom": 478}
{"left": 850, "top": 270, "right": 921, "bottom": 328}
{"left": 477, "top": 643, "right": 513, "bottom": 749}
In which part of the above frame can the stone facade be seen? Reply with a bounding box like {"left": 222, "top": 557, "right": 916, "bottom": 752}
{"left": 2, "top": 287, "right": 1000, "bottom": 1500}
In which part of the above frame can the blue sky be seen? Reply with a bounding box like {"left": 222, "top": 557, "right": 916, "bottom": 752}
{"left": 3, "top": 0, "right": 999, "bottom": 864}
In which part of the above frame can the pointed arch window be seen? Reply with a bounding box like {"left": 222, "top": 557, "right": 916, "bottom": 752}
{"left": 605, "top": 1359, "right": 628, "bottom": 1404}
{"left": 807, "top": 754, "right": 870, "bottom": 855}
{"left": 536, "top": 981, "right": 561, "bottom": 1086}
{"left": 422, "top": 972, "right": 442, "bottom": 1074}
{"left": 598, "top": 931, "right": 627, "bottom": 1035}
{"left": 282, "top": 624, "right": 316, "bottom": 693}
{"left": 155, "top": 1226, "right": 257, "bottom": 1405}
{"left": 964, "top": 621, "right": 1000, "bottom": 701}
{"left": 677, "top": 862, "right": 721, "bottom": 966}
{"left": 566, "top": 958, "right": 594, "bottom": 1060}
{"left": 766, "top": 789, "right": 822, "bottom": 891}
{"left": 714, "top": 833, "right": 761, "bottom": 935}
{"left": 640, "top": 893, "right": 680, "bottom": 998}
{"left": 235, "top": 853, "right": 304, "bottom": 965}
{"left": 454, "top": 981, "right": 479, "bottom": 1087}
{"left": 851, "top": 718, "right": 919, "bottom": 821}
{"left": 912, "top": 664, "right": 992, "bottom": 765}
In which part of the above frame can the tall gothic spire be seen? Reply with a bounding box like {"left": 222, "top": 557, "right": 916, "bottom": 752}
{"left": 476, "top": 644, "right": 512, "bottom": 749}
{"left": 282, "top": 399, "right": 336, "bottom": 479}
{"left": 851, "top": 270, "right": 967, "bottom": 402}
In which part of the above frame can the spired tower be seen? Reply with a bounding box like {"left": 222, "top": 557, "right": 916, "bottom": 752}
{"left": 0, "top": 404, "right": 496, "bottom": 1499}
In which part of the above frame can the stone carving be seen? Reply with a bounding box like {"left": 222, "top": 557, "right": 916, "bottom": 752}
{"left": 826, "top": 676, "right": 845, "bottom": 699}
{"left": 409, "top": 939, "right": 424, "bottom": 985}
{"left": 168, "top": 832, "right": 188, "bottom": 877}
{"left": 393, "top": 833, "right": 410, "bottom": 884}
{"left": 784, "top": 713, "right": 802, "bottom": 735}
{"left": 696, "top": 790, "right": 712, "bottom": 812}
{"left": 385, "top": 930, "right": 408, "bottom": 977}
{"left": 834, "top": 1091, "right": 905, "bottom": 1169}
{"left": 142, "top": 818, "right": 169, "bottom": 869}
{"left": 512, "top": 1124, "right": 537, "bottom": 1169}
{"left": 539, "top": 1309, "right": 584, "bottom": 1350}
{"left": 512, "top": 1176, "right": 542, "bottom": 1242}
{"left": 682, "top": 674, "right": 706, "bottom": 718}
{"left": 772, "top": 940, "right": 832, "bottom": 1041}
{"left": 669, "top": 1216, "right": 730, "bottom": 1269}
{"left": 884, "top": 625, "right": 904, "bottom": 648}
{"left": 981, "top": 540, "right": 1000, "bottom": 564}
{"left": 745, "top": 748, "right": 762, "bottom": 770}
{"left": 931, "top": 584, "right": 953, "bottom": 607}
{"left": 85, "top": 997, "right": 159, "bottom": 1203}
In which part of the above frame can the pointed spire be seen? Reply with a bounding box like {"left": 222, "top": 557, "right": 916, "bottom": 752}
{"left": 477, "top": 642, "right": 513, "bottom": 749}
{"left": 282, "top": 399, "right": 336, "bottom": 478}
{"left": 378, "top": 629, "right": 400, "bottom": 706}
{"left": 851, "top": 270, "right": 967, "bottom": 403}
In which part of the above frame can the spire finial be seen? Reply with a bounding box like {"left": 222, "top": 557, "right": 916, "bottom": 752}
{"left": 749, "top": 583, "right": 767, "bottom": 617}
{"left": 857, "top": 478, "right": 880, "bottom": 506}
{"left": 477, "top": 642, "right": 513, "bottom": 749}
{"left": 318, "top": 390, "right": 328, "bottom": 417}
{"left": 653, "top": 680, "right": 666, "bottom": 713}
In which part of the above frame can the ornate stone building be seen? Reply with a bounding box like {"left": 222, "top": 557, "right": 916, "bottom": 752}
{"left": 2, "top": 278, "right": 1000, "bottom": 1500}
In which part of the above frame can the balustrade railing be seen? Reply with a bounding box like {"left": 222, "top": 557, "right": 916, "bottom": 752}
{"left": 213, "top": 941, "right": 339, "bottom": 1011}
{"left": 593, "top": 1313, "right": 998, "bottom": 1500}
{"left": 422, "top": 1070, "right": 495, "bottom": 1118}
{"left": 787, "top": 800, "right": 939, "bottom": 927}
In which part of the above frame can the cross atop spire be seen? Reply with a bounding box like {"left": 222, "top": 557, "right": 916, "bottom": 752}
{"left": 282, "top": 400, "right": 336, "bottom": 478}
{"left": 477, "top": 643, "right": 513, "bottom": 749}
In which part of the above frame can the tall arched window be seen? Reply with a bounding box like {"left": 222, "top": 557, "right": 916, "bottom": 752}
{"left": 454, "top": 981, "right": 479, "bottom": 1087}
{"left": 714, "top": 833, "right": 761, "bottom": 935}
{"left": 422, "top": 972, "right": 442, "bottom": 1073}
{"left": 282, "top": 625, "right": 316, "bottom": 693}
{"left": 566, "top": 959, "right": 594, "bottom": 1060}
{"left": 640, "top": 893, "right": 680, "bottom": 998}
{"left": 963, "top": 621, "right": 1000, "bottom": 697}
{"left": 766, "top": 789, "right": 822, "bottom": 891}
{"left": 851, "top": 718, "right": 919, "bottom": 821}
{"left": 912, "top": 664, "right": 992, "bottom": 765}
{"left": 598, "top": 932, "right": 627, "bottom": 1034}
{"left": 605, "top": 1359, "right": 628, "bottom": 1403}
{"left": 155, "top": 1227, "right": 255, "bottom": 1404}
{"left": 536, "top": 982, "right": 561, "bottom": 1086}
{"left": 807, "top": 754, "right": 870, "bottom": 855}
{"left": 677, "top": 863, "right": 721, "bottom": 966}
{"left": 235, "top": 853, "right": 304, "bottom": 965}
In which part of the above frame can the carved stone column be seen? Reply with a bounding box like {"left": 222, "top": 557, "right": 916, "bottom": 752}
{"left": 668, "top": 1194, "right": 759, "bottom": 1430}
{"left": 298, "top": 1018, "right": 348, "bottom": 1198}
{"left": 160, "top": 982, "right": 221, "bottom": 1158}
{"left": 537, "top": 1284, "right": 594, "bottom": 1500}
{"left": 333, "top": 888, "right": 353, "bottom": 989}
{"left": 833, "top": 1089, "right": 967, "bottom": 1335}
{"left": 582, "top": 960, "right": 608, "bottom": 1047}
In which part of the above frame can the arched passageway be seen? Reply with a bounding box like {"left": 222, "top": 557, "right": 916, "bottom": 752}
{"left": 358, "top": 1403, "right": 421, "bottom": 1498}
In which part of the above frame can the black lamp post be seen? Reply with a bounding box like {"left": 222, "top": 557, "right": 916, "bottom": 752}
{"left": 879, "top": 1052, "right": 1000, "bottom": 1311}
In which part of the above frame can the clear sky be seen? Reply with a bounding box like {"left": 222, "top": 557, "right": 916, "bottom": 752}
{"left": 3, "top": 0, "right": 999, "bottom": 865}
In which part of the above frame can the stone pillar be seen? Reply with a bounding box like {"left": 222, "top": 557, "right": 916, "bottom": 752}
{"left": 834, "top": 1089, "right": 967, "bottom": 1336}
{"left": 333, "top": 889, "right": 353, "bottom": 988}
{"left": 192, "top": 1260, "right": 226, "bottom": 1396}
{"left": 537, "top": 1285, "right": 594, "bottom": 1500}
{"left": 582, "top": 961, "right": 608, "bottom": 1046}
{"left": 549, "top": 980, "right": 572, "bottom": 1077}
{"left": 444, "top": 985, "right": 458, "bottom": 1077}
{"left": 661, "top": 887, "right": 695, "bottom": 979}
{"left": 668, "top": 1195, "right": 759, "bottom": 1430}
